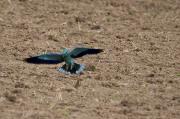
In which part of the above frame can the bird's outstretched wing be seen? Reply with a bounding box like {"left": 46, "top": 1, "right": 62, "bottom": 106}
{"left": 25, "top": 53, "right": 64, "bottom": 64}
{"left": 69, "top": 48, "right": 103, "bottom": 58}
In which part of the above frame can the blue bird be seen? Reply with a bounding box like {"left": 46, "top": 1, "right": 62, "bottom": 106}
{"left": 25, "top": 47, "right": 103, "bottom": 74}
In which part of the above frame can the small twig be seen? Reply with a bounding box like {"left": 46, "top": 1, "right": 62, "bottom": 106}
{"left": 49, "top": 91, "right": 63, "bottom": 109}
{"left": 0, "top": 18, "right": 4, "bottom": 21}
{"left": 74, "top": 79, "right": 82, "bottom": 89}
{"left": 8, "top": 0, "right": 12, "bottom": 4}
{"left": 77, "top": 21, "right": 81, "bottom": 31}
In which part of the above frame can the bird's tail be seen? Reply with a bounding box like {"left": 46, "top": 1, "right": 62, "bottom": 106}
{"left": 58, "top": 63, "right": 85, "bottom": 74}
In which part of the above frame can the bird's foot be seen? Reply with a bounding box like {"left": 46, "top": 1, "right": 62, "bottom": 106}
{"left": 58, "top": 63, "right": 85, "bottom": 74}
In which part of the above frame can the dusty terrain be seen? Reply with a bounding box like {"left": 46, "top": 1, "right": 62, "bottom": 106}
{"left": 0, "top": 0, "right": 180, "bottom": 119}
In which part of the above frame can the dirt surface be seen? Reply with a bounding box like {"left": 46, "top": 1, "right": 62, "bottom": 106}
{"left": 0, "top": 0, "right": 180, "bottom": 119}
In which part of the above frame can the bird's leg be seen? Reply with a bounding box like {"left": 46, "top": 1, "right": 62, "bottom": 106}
{"left": 70, "top": 62, "right": 74, "bottom": 70}
{"left": 65, "top": 61, "right": 74, "bottom": 71}
{"left": 63, "top": 54, "right": 74, "bottom": 72}
{"left": 65, "top": 63, "right": 69, "bottom": 71}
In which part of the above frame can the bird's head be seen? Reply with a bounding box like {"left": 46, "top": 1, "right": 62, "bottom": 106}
{"left": 62, "top": 48, "right": 68, "bottom": 54}
{"left": 60, "top": 47, "right": 68, "bottom": 53}
{"left": 61, "top": 48, "right": 69, "bottom": 58}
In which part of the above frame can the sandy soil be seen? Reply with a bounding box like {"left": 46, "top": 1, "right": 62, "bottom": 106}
{"left": 0, "top": 0, "right": 180, "bottom": 119}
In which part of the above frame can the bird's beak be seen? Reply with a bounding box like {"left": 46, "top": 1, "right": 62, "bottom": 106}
{"left": 60, "top": 47, "right": 65, "bottom": 52}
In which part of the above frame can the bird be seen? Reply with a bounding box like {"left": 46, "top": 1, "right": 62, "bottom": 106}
{"left": 25, "top": 47, "right": 103, "bottom": 74}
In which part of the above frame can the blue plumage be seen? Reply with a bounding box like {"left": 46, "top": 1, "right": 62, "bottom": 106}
{"left": 25, "top": 53, "right": 64, "bottom": 64}
{"left": 25, "top": 47, "right": 103, "bottom": 74}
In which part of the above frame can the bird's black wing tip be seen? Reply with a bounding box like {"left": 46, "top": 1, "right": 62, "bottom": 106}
{"left": 24, "top": 57, "right": 38, "bottom": 63}
{"left": 89, "top": 48, "right": 104, "bottom": 54}
{"left": 24, "top": 57, "right": 44, "bottom": 64}
{"left": 24, "top": 56, "right": 60, "bottom": 64}
{"left": 96, "top": 49, "right": 103, "bottom": 53}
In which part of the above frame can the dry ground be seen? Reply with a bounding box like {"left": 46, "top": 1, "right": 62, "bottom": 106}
{"left": 0, "top": 0, "right": 180, "bottom": 119}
